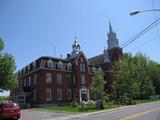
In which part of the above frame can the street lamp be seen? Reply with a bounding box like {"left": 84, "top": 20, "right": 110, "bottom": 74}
{"left": 130, "top": 9, "right": 160, "bottom": 16}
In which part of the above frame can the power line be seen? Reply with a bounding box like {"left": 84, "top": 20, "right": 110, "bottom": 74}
{"left": 121, "top": 17, "right": 160, "bottom": 48}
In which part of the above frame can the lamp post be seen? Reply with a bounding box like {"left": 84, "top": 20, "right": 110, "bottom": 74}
{"left": 130, "top": 9, "right": 160, "bottom": 16}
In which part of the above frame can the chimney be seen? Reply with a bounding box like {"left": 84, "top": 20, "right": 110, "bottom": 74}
{"left": 67, "top": 54, "right": 70, "bottom": 59}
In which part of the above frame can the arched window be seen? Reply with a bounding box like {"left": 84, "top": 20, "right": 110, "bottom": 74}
{"left": 58, "top": 61, "right": 63, "bottom": 69}
{"left": 92, "top": 67, "right": 96, "bottom": 73}
{"left": 47, "top": 59, "right": 53, "bottom": 68}
{"left": 67, "top": 63, "right": 72, "bottom": 70}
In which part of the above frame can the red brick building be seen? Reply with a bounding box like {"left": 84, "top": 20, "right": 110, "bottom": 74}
{"left": 10, "top": 23, "right": 122, "bottom": 107}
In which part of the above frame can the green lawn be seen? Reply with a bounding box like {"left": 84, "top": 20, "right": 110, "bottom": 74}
{"left": 35, "top": 104, "right": 122, "bottom": 113}
{"left": 35, "top": 99, "right": 160, "bottom": 113}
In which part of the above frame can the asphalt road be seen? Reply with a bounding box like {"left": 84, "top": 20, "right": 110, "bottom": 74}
{"left": 74, "top": 101, "right": 160, "bottom": 120}
{"left": 19, "top": 101, "right": 160, "bottom": 120}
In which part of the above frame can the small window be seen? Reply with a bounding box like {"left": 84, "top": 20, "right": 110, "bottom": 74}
{"left": 32, "top": 61, "right": 36, "bottom": 69}
{"left": 80, "top": 63, "right": 85, "bottom": 72}
{"left": 58, "top": 61, "right": 63, "bottom": 69}
{"left": 34, "top": 74, "right": 37, "bottom": 84}
{"left": 46, "top": 73, "right": 52, "bottom": 83}
{"left": 46, "top": 88, "right": 52, "bottom": 101}
{"left": 33, "top": 89, "right": 36, "bottom": 101}
{"left": 81, "top": 74, "right": 85, "bottom": 84}
{"left": 47, "top": 59, "right": 53, "bottom": 68}
{"left": 67, "top": 89, "right": 72, "bottom": 100}
{"left": 24, "top": 78, "right": 27, "bottom": 87}
{"left": 57, "top": 88, "right": 62, "bottom": 100}
{"left": 67, "top": 63, "right": 72, "bottom": 70}
{"left": 56, "top": 74, "right": 62, "bottom": 84}
{"left": 28, "top": 76, "right": 31, "bottom": 86}
{"left": 92, "top": 67, "right": 96, "bottom": 73}
{"left": 66, "top": 75, "right": 72, "bottom": 84}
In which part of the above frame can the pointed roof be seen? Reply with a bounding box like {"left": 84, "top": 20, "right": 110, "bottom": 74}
{"left": 109, "top": 21, "right": 113, "bottom": 33}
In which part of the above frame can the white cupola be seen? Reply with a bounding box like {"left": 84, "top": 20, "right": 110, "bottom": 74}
{"left": 71, "top": 37, "right": 81, "bottom": 58}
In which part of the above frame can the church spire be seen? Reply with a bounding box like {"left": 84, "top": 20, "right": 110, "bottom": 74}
{"left": 107, "top": 22, "right": 119, "bottom": 50}
{"left": 109, "top": 21, "right": 113, "bottom": 33}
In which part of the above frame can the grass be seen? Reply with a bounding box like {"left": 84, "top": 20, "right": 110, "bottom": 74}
{"left": 35, "top": 104, "right": 122, "bottom": 113}
{"left": 133, "top": 99, "right": 160, "bottom": 104}
{"left": 35, "top": 99, "right": 160, "bottom": 113}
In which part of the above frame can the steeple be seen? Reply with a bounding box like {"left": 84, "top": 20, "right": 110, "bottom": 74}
{"left": 109, "top": 21, "right": 113, "bottom": 33}
{"left": 107, "top": 22, "right": 119, "bottom": 50}
{"left": 71, "top": 36, "right": 81, "bottom": 58}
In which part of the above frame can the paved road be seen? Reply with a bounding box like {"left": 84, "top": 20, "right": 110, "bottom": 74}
{"left": 19, "top": 101, "right": 160, "bottom": 120}
{"left": 74, "top": 101, "right": 160, "bottom": 120}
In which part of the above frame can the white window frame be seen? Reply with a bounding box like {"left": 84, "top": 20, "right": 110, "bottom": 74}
{"left": 56, "top": 73, "right": 62, "bottom": 84}
{"left": 57, "top": 88, "right": 62, "bottom": 100}
{"left": 28, "top": 76, "right": 31, "bottom": 86}
{"left": 67, "top": 63, "right": 72, "bottom": 70}
{"left": 67, "top": 89, "right": 72, "bottom": 100}
{"left": 33, "top": 89, "right": 36, "bottom": 101}
{"left": 24, "top": 78, "right": 27, "bottom": 87}
{"left": 67, "top": 75, "right": 72, "bottom": 84}
{"left": 34, "top": 74, "right": 37, "bottom": 85}
{"left": 81, "top": 74, "right": 85, "bottom": 84}
{"left": 58, "top": 61, "right": 63, "bottom": 69}
{"left": 46, "top": 88, "right": 52, "bottom": 101}
{"left": 47, "top": 59, "right": 53, "bottom": 68}
{"left": 46, "top": 73, "right": 52, "bottom": 83}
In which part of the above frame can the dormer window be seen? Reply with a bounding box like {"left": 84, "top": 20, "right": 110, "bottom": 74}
{"left": 58, "top": 61, "right": 63, "bottom": 69}
{"left": 92, "top": 67, "right": 96, "bottom": 73}
{"left": 33, "top": 61, "right": 36, "bottom": 69}
{"left": 47, "top": 59, "right": 53, "bottom": 68}
{"left": 98, "top": 67, "right": 102, "bottom": 74}
{"left": 28, "top": 64, "right": 30, "bottom": 72}
{"left": 67, "top": 63, "right": 72, "bottom": 70}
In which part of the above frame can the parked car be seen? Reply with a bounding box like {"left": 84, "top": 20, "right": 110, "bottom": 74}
{"left": 0, "top": 101, "right": 21, "bottom": 119}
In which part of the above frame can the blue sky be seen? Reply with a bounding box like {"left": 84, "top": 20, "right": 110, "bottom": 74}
{"left": 0, "top": 0, "right": 160, "bottom": 96}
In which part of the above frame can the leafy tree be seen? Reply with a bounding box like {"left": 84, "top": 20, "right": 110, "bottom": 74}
{"left": 0, "top": 38, "right": 17, "bottom": 92}
{"left": 91, "top": 73, "right": 106, "bottom": 100}
{"left": 146, "top": 60, "right": 160, "bottom": 95}
{"left": 113, "top": 53, "right": 140, "bottom": 103}
{"left": 133, "top": 53, "right": 155, "bottom": 99}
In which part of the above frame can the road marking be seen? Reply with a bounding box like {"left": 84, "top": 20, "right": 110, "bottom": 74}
{"left": 120, "top": 108, "right": 160, "bottom": 120}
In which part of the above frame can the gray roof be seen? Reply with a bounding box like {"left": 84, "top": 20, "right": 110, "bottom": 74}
{"left": 88, "top": 54, "right": 104, "bottom": 65}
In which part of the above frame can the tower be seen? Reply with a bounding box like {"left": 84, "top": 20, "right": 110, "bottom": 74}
{"left": 107, "top": 22, "right": 122, "bottom": 62}
{"left": 107, "top": 22, "right": 119, "bottom": 50}
{"left": 71, "top": 37, "right": 81, "bottom": 58}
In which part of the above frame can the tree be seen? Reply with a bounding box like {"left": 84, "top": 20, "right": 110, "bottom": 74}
{"left": 0, "top": 38, "right": 17, "bottom": 92}
{"left": 113, "top": 53, "right": 140, "bottom": 103}
{"left": 91, "top": 73, "right": 106, "bottom": 100}
{"left": 146, "top": 60, "right": 160, "bottom": 95}
{"left": 113, "top": 53, "right": 155, "bottom": 103}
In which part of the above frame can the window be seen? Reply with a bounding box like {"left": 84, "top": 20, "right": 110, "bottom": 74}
{"left": 34, "top": 74, "right": 37, "bottom": 84}
{"left": 58, "top": 61, "right": 63, "bottom": 69}
{"left": 28, "top": 65, "right": 30, "bottom": 72}
{"left": 46, "top": 88, "right": 52, "bottom": 101}
{"left": 66, "top": 75, "right": 72, "bottom": 84}
{"left": 28, "top": 76, "right": 31, "bottom": 86}
{"left": 67, "top": 63, "right": 72, "bottom": 70}
{"left": 67, "top": 89, "right": 72, "bottom": 100}
{"left": 80, "top": 63, "right": 85, "bottom": 72}
{"left": 46, "top": 73, "right": 52, "bottom": 83}
{"left": 47, "top": 59, "right": 53, "bottom": 68}
{"left": 24, "top": 78, "right": 27, "bottom": 87}
{"left": 56, "top": 74, "right": 62, "bottom": 84}
{"left": 32, "top": 61, "right": 36, "bottom": 69}
{"left": 92, "top": 67, "right": 96, "bottom": 73}
{"left": 57, "top": 88, "right": 62, "bottom": 100}
{"left": 33, "top": 89, "right": 36, "bottom": 101}
{"left": 81, "top": 75, "right": 85, "bottom": 84}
